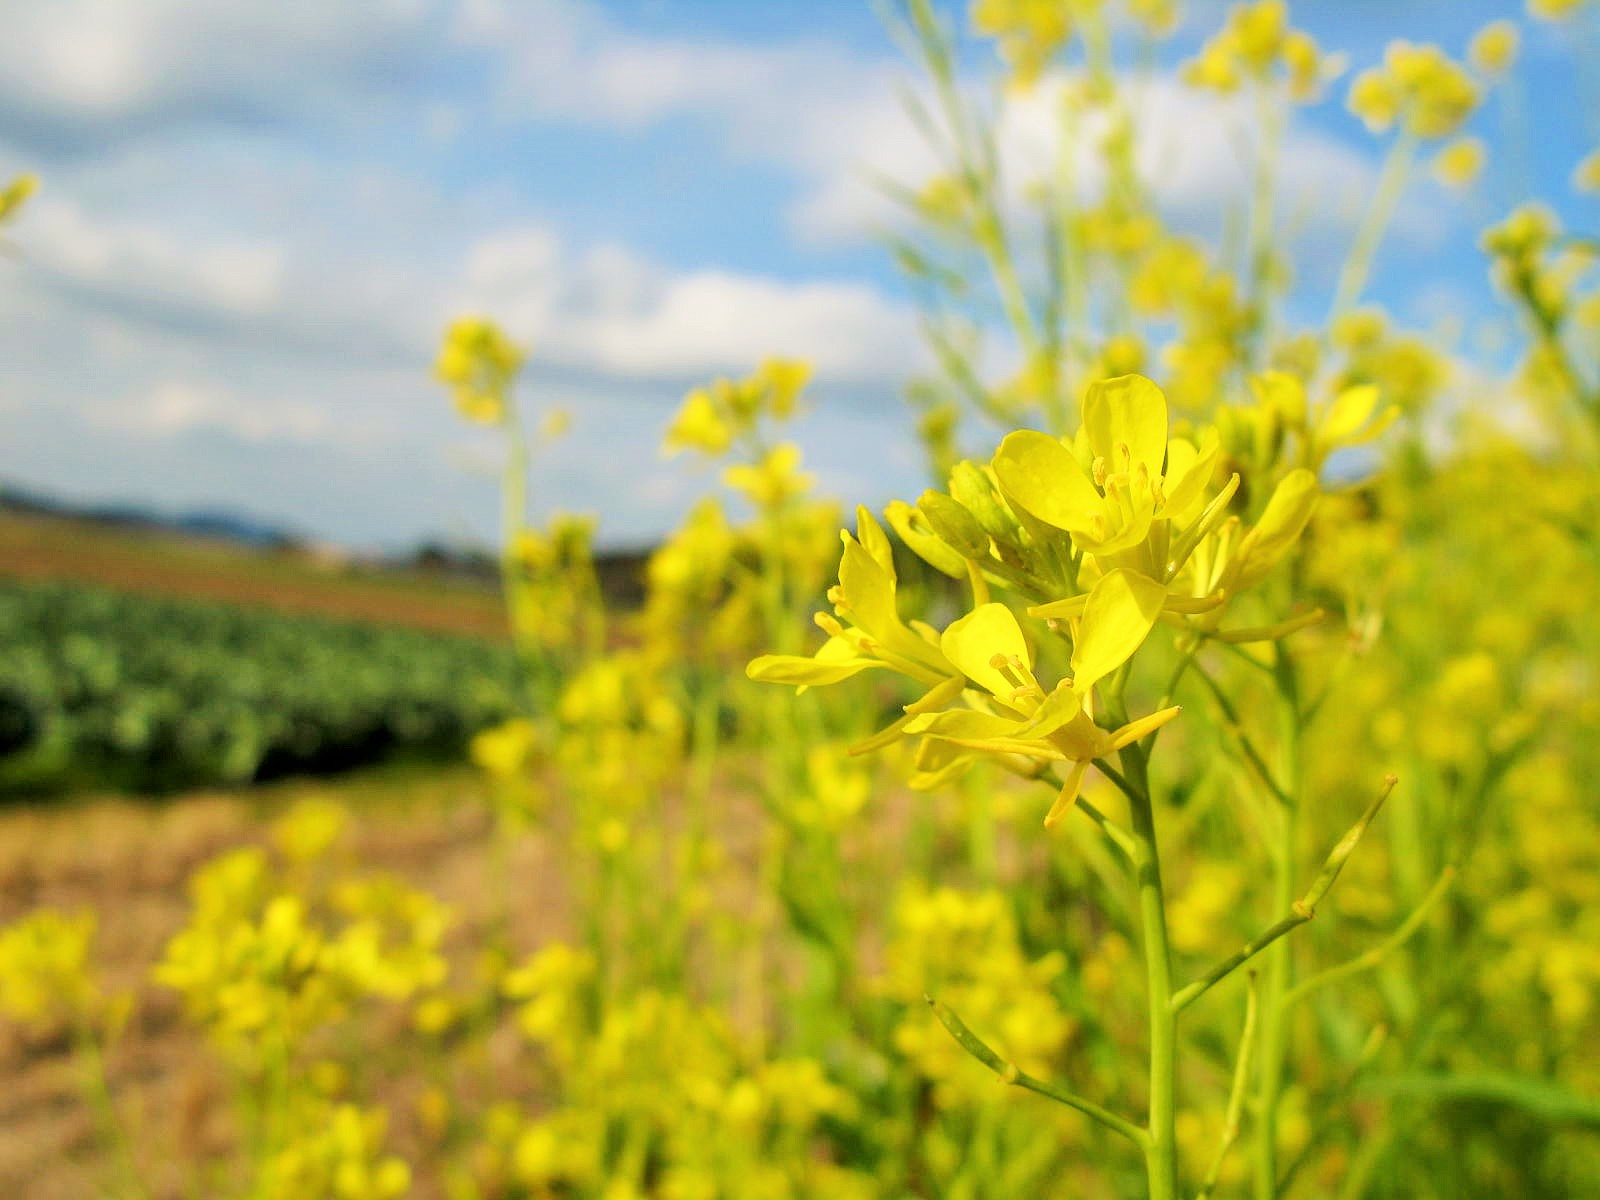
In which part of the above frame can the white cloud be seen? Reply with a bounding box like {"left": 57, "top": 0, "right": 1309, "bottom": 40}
{"left": 460, "top": 1, "right": 1388, "bottom": 253}
{"left": 791, "top": 72, "right": 1387, "bottom": 250}
{"left": 0, "top": 0, "right": 445, "bottom": 148}
{"left": 87, "top": 380, "right": 332, "bottom": 443}
{"left": 453, "top": 226, "right": 919, "bottom": 381}
{"left": 26, "top": 198, "right": 286, "bottom": 316}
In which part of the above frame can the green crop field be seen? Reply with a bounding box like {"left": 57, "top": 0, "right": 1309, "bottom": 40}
{"left": 0, "top": 578, "right": 521, "bottom": 794}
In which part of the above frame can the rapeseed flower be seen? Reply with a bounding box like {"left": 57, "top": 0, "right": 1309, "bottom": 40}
{"left": 435, "top": 316, "right": 524, "bottom": 425}
{"left": 1348, "top": 42, "right": 1479, "bottom": 139}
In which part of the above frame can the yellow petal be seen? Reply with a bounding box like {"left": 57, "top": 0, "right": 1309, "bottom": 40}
{"left": 836, "top": 533, "right": 899, "bottom": 636}
{"left": 1235, "top": 469, "right": 1319, "bottom": 588}
{"left": 940, "top": 603, "right": 1030, "bottom": 699}
{"left": 1107, "top": 705, "right": 1183, "bottom": 750}
{"left": 1016, "top": 681, "right": 1083, "bottom": 738}
{"left": 903, "top": 674, "right": 970, "bottom": 715}
{"left": 747, "top": 640, "right": 881, "bottom": 687}
{"left": 854, "top": 506, "right": 897, "bottom": 575}
{"left": 1319, "top": 385, "right": 1381, "bottom": 445}
{"left": 1081, "top": 374, "right": 1168, "bottom": 479}
{"left": 1071, "top": 569, "right": 1167, "bottom": 692}
{"left": 905, "top": 709, "right": 1019, "bottom": 740}
{"left": 1043, "top": 762, "right": 1090, "bottom": 828}
{"left": 1027, "top": 593, "right": 1088, "bottom": 621}
{"left": 992, "top": 431, "right": 1102, "bottom": 532}
{"left": 885, "top": 500, "right": 967, "bottom": 579}
{"left": 1160, "top": 429, "right": 1220, "bottom": 524}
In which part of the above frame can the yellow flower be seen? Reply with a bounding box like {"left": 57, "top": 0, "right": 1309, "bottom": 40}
{"left": 753, "top": 357, "right": 812, "bottom": 418}
{"left": 992, "top": 374, "right": 1221, "bottom": 575}
{"left": 471, "top": 717, "right": 543, "bottom": 779}
{"left": 1573, "top": 148, "right": 1600, "bottom": 193}
{"left": 1469, "top": 20, "right": 1520, "bottom": 75}
{"left": 0, "top": 909, "right": 99, "bottom": 1026}
{"left": 748, "top": 508, "right": 964, "bottom": 747}
{"left": 1183, "top": 2, "right": 1337, "bottom": 101}
{"left": 722, "top": 442, "right": 815, "bottom": 509}
{"left": 1349, "top": 42, "right": 1478, "bottom": 139}
{"left": 664, "top": 386, "right": 734, "bottom": 456}
{"left": 905, "top": 599, "right": 1180, "bottom": 823}
{"left": 1433, "top": 137, "right": 1486, "bottom": 189}
{"left": 972, "top": 0, "right": 1096, "bottom": 87}
{"left": 1347, "top": 69, "right": 1399, "bottom": 133}
{"left": 434, "top": 316, "right": 524, "bottom": 425}
{"left": 1175, "top": 466, "right": 1321, "bottom": 610}
{"left": 1528, "top": 0, "right": 1589, "bottom": 20}
{"left": 665, "top": 360, "right": 813, "bottom": 456}
{"left": 0, "top": 173, "right": 38, "bottom": 224}
{"left": 272, "top": 798, "right": 348, "bottom": 864}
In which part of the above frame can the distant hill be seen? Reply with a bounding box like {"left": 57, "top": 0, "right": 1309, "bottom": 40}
{"left": 0, "top": 482, "right": 302, "bottom": 550}
{"left": 0, "top": 481, "right": 653, "bottom": 627}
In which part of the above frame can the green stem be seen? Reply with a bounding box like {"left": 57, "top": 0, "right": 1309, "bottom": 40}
{"left": 1281, "top": 867, "right": 1456, "bottom": 1011}
{"left": 926, "top": 995, "right": 1147, "bottom": 1147}
{"left": 1247, "top": 81, "right": 1286, "bottom": 331}
{"left": 1045, "top": 764, "right": 1138, "bottom": 864}
{"left": 1192, "top": 665, "right": 1291, "bottom": 807}
{"left": 1197, "top": 974, "right": 1260, "bottom": 1200}
{"left": 1172, "top": 775, "right": 1397, "bottom": 1015}
{"left": 1123, "top": 744, "right": 1178, "bottom": 1200}
{"left": 1329, "top": 131, "right": 1416, "bottom": 323}
{"left": 73, "top": 1020, "right": 149, "bottom": 1200}
{"left": 497, "top": 406, "right": 549, "bottom": 707}
{"left": 1253, "top": 658, "right": 1301, "bottom": 1200}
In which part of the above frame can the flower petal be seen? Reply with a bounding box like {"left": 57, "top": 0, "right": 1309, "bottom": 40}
{"left": 1043, "top": 761, "right": 1090, "bottom": 828}
{"left": 1082, "top": 374, "right": 1168, "bottom": 479}
{"left": 940, "top": 603, "right": 1031, "bottom": 700}
{"left": 1071, "top": 569, "right": 1167, "bottom": 692}
{"left": 992, "top": 431, "right": 1103, "bottom": 532}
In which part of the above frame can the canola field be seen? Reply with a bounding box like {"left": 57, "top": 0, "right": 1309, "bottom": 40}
{"left": 2, "top": 3, "right": 1599, "bottom": 1199}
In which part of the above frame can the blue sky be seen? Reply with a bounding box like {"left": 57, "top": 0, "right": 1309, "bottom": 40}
{"left": 0, "top": 0, "right": 1591, "bottom": 550}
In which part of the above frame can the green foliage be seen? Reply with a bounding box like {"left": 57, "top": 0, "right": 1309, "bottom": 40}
{"left": 0, "top": 580, "right": 520, "bottom": 793}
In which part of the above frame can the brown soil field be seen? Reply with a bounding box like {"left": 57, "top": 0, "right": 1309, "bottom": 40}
{"left": 0, "top": 512, "right": 509, "bottom": 639}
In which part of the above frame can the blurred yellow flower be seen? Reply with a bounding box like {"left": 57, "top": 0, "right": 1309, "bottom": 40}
{"left": 1469, "top": 20, "right": 1520, "bottom": 75}
{"left": 1528, "top": 0, "right": 1589, "bottom": 20}
{"left": 1433, "top": 136, "right": 1487, "bottom": 189}
{"left": 1348, "top": 42, "right": 1478, "bottom": 139}
{"left": 0, "top": 172, "right": 37, "bottom": 224}
{"left": 1573, "top": 148, "right": 1600, "bottom": 193}
{"left": 434, "top": 316, "right": 524, "bottom": 425}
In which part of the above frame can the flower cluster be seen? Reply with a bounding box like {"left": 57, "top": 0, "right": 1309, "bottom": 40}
{"left": 1347, "top": 41, "right": 1479, "bottom": 139}
{"left": 1183, "top": 1, "right": 1339, "bottom": 102}
{"left": 433, "top": 316, "right": 525, "bottom": 425}
{"left": 751, "top": 374, "right": 1322, "bottom": 824}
